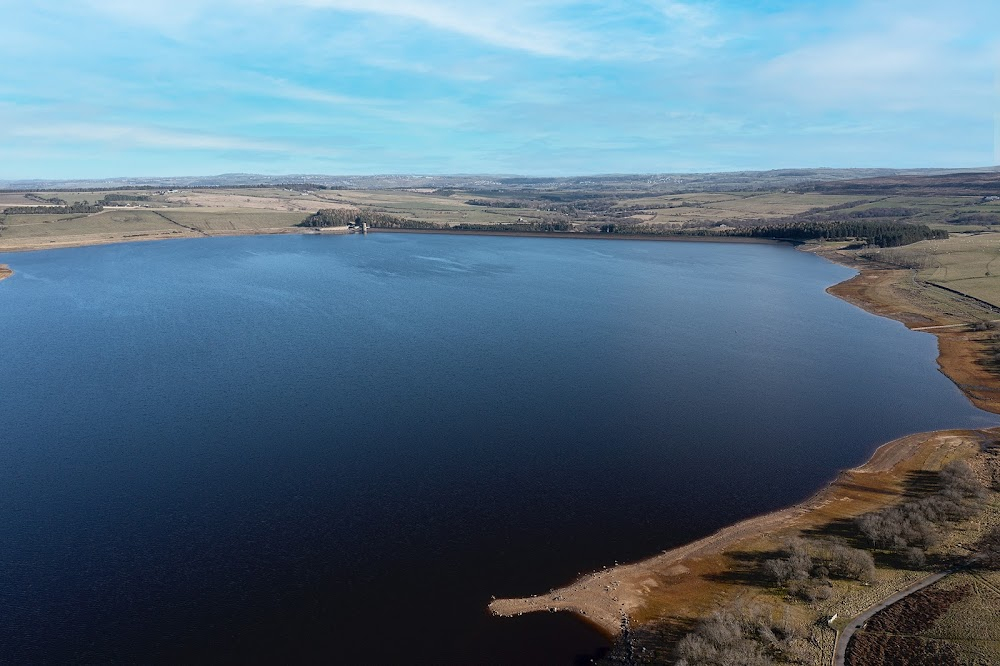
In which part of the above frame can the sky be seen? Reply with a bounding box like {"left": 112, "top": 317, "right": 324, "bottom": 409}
{"left": 1, "top": 0, "right": 998, "bottom": 178}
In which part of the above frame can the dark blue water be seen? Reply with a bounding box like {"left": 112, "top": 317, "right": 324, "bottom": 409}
{"left": 0, "top": 234, "right": 995, "bottom": 664}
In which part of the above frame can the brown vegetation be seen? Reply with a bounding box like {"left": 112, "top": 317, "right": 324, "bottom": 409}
{"left": 846, "top": 632, "right": 961, "bottom": 666}
{"left": 674, "top": 604, "right": 811, "bottom": 665}
{"left": 845, "top": 585, "right": 971, "bottom": 666}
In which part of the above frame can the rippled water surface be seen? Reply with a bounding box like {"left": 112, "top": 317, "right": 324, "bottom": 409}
{"left": 0, "top": 234, "right": 995, "bottom": 663}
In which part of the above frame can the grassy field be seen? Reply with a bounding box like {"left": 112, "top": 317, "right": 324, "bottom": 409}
{"left": 0, "top": 193, "right": 43, "bottom": 205}
{"left": 857, "top": 234, "right": 1000, "bottom": 308}
{"left": 4, "top": 185, "right": 1000, "bottom": 230}
{"left": 322, "top": 189, "right": 545, "bottom": 226}
{"left": 0, "top": 205, "right": 309, "bottom": 250}
{"left": 924, "top": 571, "right": 1000, "bottom": 663}
{"left": 322, "top": 189, "right": 1000, "bottom": 233}
{"left": 154, "top": 208, "right": 306, "bottom": 231}
{"left": 847, "top": 569, "right": 1000, "bottom": 665}
{"left": 0, "top": 210, "right": 173, "bottom": 239}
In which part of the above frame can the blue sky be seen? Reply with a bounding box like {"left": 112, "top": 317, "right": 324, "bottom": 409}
{"left": 2, "top": 0, "right": 998, "bottom": 178}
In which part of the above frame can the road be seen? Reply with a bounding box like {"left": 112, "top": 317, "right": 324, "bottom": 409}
{"left": 833, "top": 570, "right": 952, "bottom": 666}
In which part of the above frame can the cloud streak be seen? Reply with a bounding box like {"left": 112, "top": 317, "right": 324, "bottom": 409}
{"left": 8, "top": 122, "right": 296, "bottom": 153}
{"left": 753, "top": 4, "right": 996, "bottom": 115}
{"left": 82, "top": 0, "right": 722, "bottom": 60}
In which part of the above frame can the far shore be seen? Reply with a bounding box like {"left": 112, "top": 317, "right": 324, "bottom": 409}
{"left": 0, "top": 225, "right": 782, "bottom": 257}
{"left": 367, "top": 227, "right": 785, "bottom": 243}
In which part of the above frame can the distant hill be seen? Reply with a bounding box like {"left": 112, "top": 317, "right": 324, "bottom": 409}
{"left": 3, "top": 167, "right": 998, "bottom": 193}
{"left": 799, "top": 171, "right": 1000, "bottom": 195}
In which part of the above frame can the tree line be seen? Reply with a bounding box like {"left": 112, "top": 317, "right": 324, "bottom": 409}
{"left": 298, "top": 208, "right": 437, "bottom": 229}
{"left": 729, "top": 220, "right": 947, "bottom": 247}
{"left": 2, "top": 202, "right": 103, "bottom": 215}
{"left": 26, "top": 194, "right": 67, "bottom": 205}
{"left": 465, "top": 199, "right": 524, "bottom": 208}
{"left": 99, "top": 194, "right": 150, "bottom": 203}
{"left": 300, "top": 208, "right": 574, "bottom": 233}
{"left": 453, "top": 219, "right": 572, "bottom": 232}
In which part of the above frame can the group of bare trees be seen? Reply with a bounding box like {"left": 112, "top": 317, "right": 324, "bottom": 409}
{"left": 2, "top": 202, "right": 102, "bottom": 215}
{"left": 762, "top": 537, "right": 876, "bottom": 602}
{"left": 669, "top": 460, "right": 992, "bottom": 664}
{"left": 452, "top": 218, "right": 572, "bottom": 232}
{"left": 98, "top": 194, "right": 150, "bottom": 203}
{"left": 298, "top": 208, "right": 436, "bottom": 229}
{"left": 856, "top": 461, "right": 987, "bottom": 566}
{"left": 675, "top": 605, "right": 810, "bottom": 666}
{"left": 975, "top": 526, "right": 1000, "bottom": 568}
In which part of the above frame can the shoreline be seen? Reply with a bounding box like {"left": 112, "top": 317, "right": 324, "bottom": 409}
{"left": 490, "top": 427, "right": 998, "bottom": 637}
{"left": 367, "top": 227, "right": 785, "bottom": 244}
{"left": 815, "top": 247, "right": 1000, "bottom": 414}
{"left": 0, "top": 226, "right": 782, "bottom": 256}
{"left": 490, "top": 246, "right": 1000, "bottom": 639}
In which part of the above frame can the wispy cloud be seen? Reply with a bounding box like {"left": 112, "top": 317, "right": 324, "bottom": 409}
{"left": 82, "top": 0, "right": 722, "bottom": 60}
{"left": 225, "top": 76, "right": 389, "bottom": 109}
{"left": 8, "top": 122, "right": 295, "bottom": 153}
{"left": 754, "top": 5, "right": 996, "bottom": 115}
{"left": 288, "top": 0, "right": 588, "bottom": 57}
{"left": 82, "top": 0, "right": 207, "bottom": 36}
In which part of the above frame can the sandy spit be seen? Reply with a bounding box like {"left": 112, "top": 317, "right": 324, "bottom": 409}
{"left": 488, "top": 429, "right": 992, "bottom": 635}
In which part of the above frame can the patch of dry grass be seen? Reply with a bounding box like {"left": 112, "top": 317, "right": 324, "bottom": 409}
{"left": 153, "top": 208, "right": 307, "bottom": 231}
{"left": 0, "top": 210, "right": 173, "bottom": 240}
{"left": 855, "top": 233, "right": 1000, "bottom": 308}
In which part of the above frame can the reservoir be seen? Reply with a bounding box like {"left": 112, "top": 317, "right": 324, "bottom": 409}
{"left": 0, "top": 234, "right": 995, "bottom": 663}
